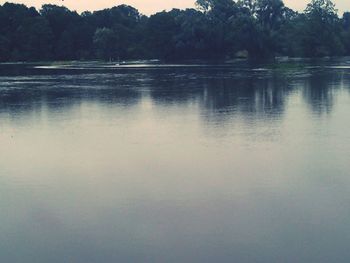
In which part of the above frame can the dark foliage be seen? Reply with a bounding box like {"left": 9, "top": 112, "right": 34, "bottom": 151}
{"left": 0, "top": 0, "right": 349, "bottom": 61}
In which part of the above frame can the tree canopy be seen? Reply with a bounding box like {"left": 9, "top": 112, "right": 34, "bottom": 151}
{"left": 0, "top": 0, "right": 349, "bottom": 61}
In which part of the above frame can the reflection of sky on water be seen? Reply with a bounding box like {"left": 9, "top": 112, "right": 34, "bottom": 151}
{"left": 1, "top": 62, "right": 350, "bottom": 263}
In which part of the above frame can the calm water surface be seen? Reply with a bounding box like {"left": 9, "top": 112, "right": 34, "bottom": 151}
{"left": 1, "top": 61, "right": 350, "bottom": 262}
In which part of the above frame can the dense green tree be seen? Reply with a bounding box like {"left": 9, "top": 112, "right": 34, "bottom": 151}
{"left": 343, "top": 12, "right": 350, "bottom": 30}
{"left": 172, "top": 9, "right": 208, "bottom": 59}
{"left": 341, "top": 12, "right": 350, "bottom": 54}
{"left": 300, "top": 0, "right": 344, "bottom": 57}
{"left": 256, "top": 0, "right": 285, "bottom": 30}
{"left": 14, "top": 16, "right": 53, "bottom": 60}
{"left": 146, "top": 10, "right": 180, "bottom": 59}
{"left": 0, "top": 3, "right": 53, "bottom": 61}
{"left": 196, "top": 0, "right": 241, "bottom": 58}
{"left": 40, "top": 5, "right": 88, "bottom": 59}
{"left": 1, "top": 0, "right": 350, "bottom": 62}
{"left": 0, "top": 35, "right": 10, "bottom": 61}
{"left": 93, "top": 28, "right": 117, "bottom": 61}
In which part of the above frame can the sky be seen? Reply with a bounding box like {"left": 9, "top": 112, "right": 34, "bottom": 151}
{"left": 1, "top": 0, "right": 350, "bottom": 15}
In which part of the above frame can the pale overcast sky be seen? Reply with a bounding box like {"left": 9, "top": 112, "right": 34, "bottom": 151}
{"left": 1, "top": 0, "right": 350, "bottom": 15}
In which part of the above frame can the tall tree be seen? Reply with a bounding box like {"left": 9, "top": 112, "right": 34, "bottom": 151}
{"left": 93, "top": 28, "right": 117, "bottom": 61}
{"left": 301, "top": 0, "right": 344, "bottom": 57}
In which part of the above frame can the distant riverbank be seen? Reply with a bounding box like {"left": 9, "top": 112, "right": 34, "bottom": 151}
{"left": 1, "top": 0, "right": 350, "bottom": 63}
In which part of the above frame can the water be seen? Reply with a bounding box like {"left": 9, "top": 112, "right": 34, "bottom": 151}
{"left": 0, "top": 60, "right": 350, "bottom": 263}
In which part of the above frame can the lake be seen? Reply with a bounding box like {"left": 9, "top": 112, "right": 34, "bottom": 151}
{"left": 1, "top": 60, "right": 350, "bottom": 263}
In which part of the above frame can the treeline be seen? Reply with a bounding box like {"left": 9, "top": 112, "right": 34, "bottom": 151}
{"left": 1, "top": 0, "right": 350, "bottom": 62}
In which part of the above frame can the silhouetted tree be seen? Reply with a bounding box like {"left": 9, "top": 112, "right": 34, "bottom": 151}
{"left": 93, "top": 28, "right": 117, "bottom": 61}
{"left": 0, "top": 0, "right": 350, "bottom": 62}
